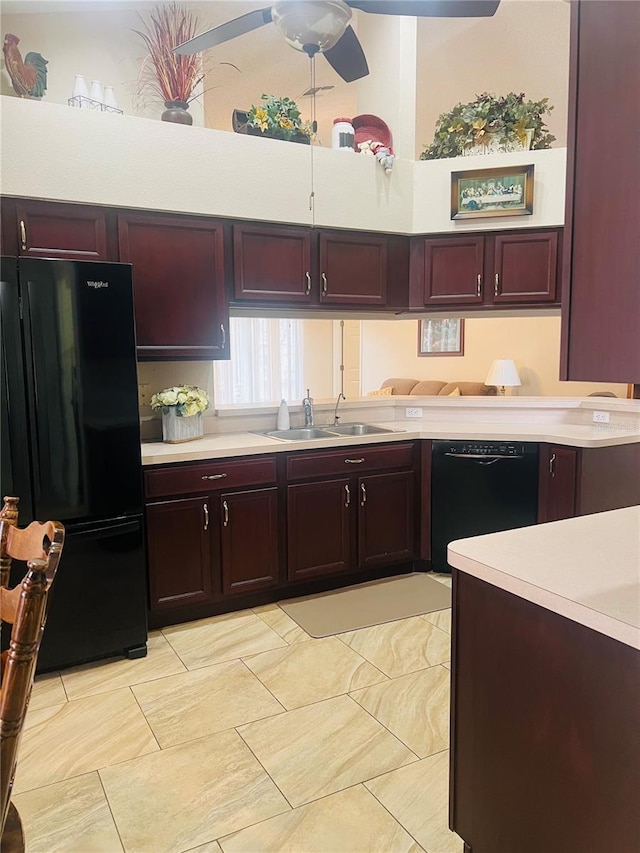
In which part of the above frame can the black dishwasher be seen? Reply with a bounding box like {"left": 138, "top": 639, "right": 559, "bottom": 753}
{"left": 431, "top": 440, "right": 539, "bottom": 573}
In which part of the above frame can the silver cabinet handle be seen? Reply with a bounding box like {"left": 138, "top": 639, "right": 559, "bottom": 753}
{"left": 345, "top": 458, "right": 365, "bottom": 464}
{"left": 222, "top": 499, "right": 229, "bottom": 527}
{"left": 220, "top": 323, "right": 226, "bottom": 347}
{"left": 305, "top": 271, "right": 311, "bottom": 295}
{"left": 360, "top": 483, "right": 367, "bottom": 506}
{"left": 494, "top": 273, "right": 500, "bottom": 296}
{"left": 19, "top": 220, "right": 27, "bottom": 251}
{"left": 321, "top": 272, "right": 328, "bottom": 295}
{"left": 344, "top": 484, "right": 350, "bottom": 507}
{"left": 203, "top": 502, "right": 209, "bottom": 531}
{"left": 549, "top": 452, "right": 556, "bottom": 477}
{"left": 201, "top": 473, "right": 227, "bottom": 480}
{"left": 477, "top": 273, "right": 482, "bottom": 297}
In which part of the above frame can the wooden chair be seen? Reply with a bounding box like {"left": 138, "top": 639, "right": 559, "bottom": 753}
{"left": 0, "top": 496, "right": 65, "bottom": 851}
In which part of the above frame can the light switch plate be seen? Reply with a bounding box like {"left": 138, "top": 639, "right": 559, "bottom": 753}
{"left": 592, "top": 410, "right": 610, "bottom": 423}
{"left": 138, "top": 383, "right": 151, "bottom": 407}
{"left": 406, "top": 407, "right": 423, "bottom": 418}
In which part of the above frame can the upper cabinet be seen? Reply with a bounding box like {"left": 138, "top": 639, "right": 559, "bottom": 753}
{"left": 410, "top": 229, "right": 560, "bottom": 310}
{"left": 118, "top": 212, "right": 229, "bottom": 361}
{"left": 3, "top": 199, "right": 115, "bottom": 261}
{"left": 231, "top": 222, "right": 408, "bottom": 310}
{"left": 561, "top": 0, "right": 640, "bottom": 384}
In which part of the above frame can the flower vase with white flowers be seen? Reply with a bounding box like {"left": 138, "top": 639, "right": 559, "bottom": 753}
{"left": 151, "top": 385, "right": 209, "bottom": 443}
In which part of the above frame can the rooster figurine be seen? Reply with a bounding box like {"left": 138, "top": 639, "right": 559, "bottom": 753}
{"left": 3, "top": 33, "right": 48, "bottom": 98}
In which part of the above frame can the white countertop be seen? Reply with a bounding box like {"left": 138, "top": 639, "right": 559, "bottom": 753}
{"left": 141, "top": 420, "right": 640, "bottom": 466}
{"left": 448, "top": 507, "right": 640, "bottom": 649}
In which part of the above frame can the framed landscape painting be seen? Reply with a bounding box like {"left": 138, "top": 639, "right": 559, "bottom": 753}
{"left": 418, "top": 318, "right": 464, "bottom": 356}
{"left": 451, "top": 164, "right": 534, "bottom": 220}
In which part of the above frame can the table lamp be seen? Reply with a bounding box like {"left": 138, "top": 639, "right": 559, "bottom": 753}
{"left": 486, "top": 359, "right": 522, "bottom": 396}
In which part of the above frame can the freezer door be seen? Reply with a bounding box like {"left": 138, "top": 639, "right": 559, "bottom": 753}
{"left": 0, "top": 256, "right": 34, "bottom": 519}
{"left": 19, "top": 259, "right": 142, "bottom": 523}
{"left": 35, "top": 516, "right": 148, "bottom": 672}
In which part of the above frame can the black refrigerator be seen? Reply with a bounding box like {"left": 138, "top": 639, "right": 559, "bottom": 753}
{"left": 1, "top": 257, "right": 147, "bottom": 671}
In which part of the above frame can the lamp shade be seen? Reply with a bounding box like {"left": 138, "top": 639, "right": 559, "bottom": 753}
{"left": 272, "top": 0, "right": 351, "bottom": 54}
{"left": 485, "top": 359, "right": 521, "bottom": 389}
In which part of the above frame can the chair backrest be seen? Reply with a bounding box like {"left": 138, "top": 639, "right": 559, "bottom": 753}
{"left": 0, "top": 496, "right": 65, "bottom": 837}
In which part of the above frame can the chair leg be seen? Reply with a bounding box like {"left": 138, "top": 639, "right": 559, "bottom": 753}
{"left": 1, "top": 802, "right": 25, "bottom": 853}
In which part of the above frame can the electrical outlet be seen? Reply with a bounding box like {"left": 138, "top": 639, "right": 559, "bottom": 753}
{"left": 138, "top": 383, "right": 151, "bottom": 407}
{"left": 406, "top": 407, "right": 423, "bottom": 418}
{"left": 592, "top": 410, "right": 610, "bottom": 423}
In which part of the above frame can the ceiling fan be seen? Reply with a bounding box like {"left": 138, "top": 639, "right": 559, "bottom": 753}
{"left": 173, "top": 0, "right": 501, "bottom": 83}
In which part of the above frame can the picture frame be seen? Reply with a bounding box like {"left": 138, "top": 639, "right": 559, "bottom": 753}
{"left": 418, "top": 318, "right": 464, "bottom": 356}
{"left": 451, "top": 164, "right": 534, "bottom": 220}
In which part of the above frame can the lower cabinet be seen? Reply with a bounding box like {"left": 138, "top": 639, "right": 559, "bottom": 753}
{"left": 286, "top": 443, "right": 417, "bottom": 582}
{"left": 144, "top": 456, "right": 279, "bottom": 619}
{"left": 538, "top": 445, "right": 578, "bottom": 523}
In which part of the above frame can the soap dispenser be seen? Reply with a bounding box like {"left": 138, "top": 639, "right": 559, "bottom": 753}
{"left": 277, "top": 399, "right": 290, "bottom": 430}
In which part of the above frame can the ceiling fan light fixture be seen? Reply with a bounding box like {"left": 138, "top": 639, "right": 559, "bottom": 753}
{"left": 271, "top": 0, "right": 352, "bottom": 54}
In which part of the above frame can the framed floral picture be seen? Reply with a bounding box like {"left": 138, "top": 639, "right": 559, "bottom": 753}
{"left": 418, "top": 319, "right": 464, "bottom": 356}
{"left": 451, "top": 164, "right": 534, "bottom": 219}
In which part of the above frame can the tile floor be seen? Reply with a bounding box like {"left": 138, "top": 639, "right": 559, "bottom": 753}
{"left": 14, "top": 574, "right": 461, "bottom": 853}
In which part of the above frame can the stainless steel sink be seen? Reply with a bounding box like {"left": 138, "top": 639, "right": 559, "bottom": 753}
{"left": 257, "top": 423, "right": 402, "bottom": 441}
{"left": 324, "top": 423, "right": 399, "bottom": 437}
{"left": 261, "top": 427, "right": 337, "bottom": 441}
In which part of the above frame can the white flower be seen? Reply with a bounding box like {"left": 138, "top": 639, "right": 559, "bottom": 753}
{"left": 150, "top": 385, "right": 209, "bottom": 416}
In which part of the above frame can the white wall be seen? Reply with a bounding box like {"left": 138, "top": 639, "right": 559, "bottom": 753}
{"left": 360, "top": 316, "right": 628, "bottom": 398}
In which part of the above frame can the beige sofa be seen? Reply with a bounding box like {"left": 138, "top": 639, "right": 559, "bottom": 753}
{"left": 380, "top": 378, "right": 497, "bottom": 396}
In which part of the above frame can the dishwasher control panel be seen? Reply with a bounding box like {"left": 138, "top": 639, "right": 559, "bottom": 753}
{"left": 443, "top": 441, "right": 526, "bottom": 457}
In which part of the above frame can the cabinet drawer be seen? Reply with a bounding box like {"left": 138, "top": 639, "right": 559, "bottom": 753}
{"left": 145, "top": 456, "right": 277, "bottom": 499}
{"left": 286, "top": 442, "right": 414, "bottom": 481}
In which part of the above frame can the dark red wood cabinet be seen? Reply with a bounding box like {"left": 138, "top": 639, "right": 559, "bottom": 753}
{"left": 561, "top": 1, "right": 640, "bottom": 383}
{"left": 118, "top": 212, "right": 229, "bottom": 361}
{"left": 537, "top": 442, "right": 640, "bottom": 524}
{"left": 410, "top": 229, "right": 561, "bottom": 310}
{"left": 3, "top": 198, "right": 115, "bottom": 261}
{"left": 146, "top": 496, "right": 213, "bottom": 612}
{"left": 144, "top": 457, "right": 280, "bottom": 621}
{"left": 286, "top": 443, "right": 417, "bottom": 582}
{"left": 231, "top": 222, "right": 407, "bottom": 310}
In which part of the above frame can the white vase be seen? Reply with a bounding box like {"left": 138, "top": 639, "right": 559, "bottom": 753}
{"left": 72, "top": 74, "right": 90, "bottom": 98}
{"left": 89, "top": 80, "right": 104, "bottom": 104}
{"left": 103, "top": 85, "right": 118, "bottom": 109}
{"left": 161, "top": 409, "right": 203, "bottom": 443}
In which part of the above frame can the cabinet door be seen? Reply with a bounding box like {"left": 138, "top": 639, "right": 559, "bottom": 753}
{"left": 493, "top": 231, "right": 559, "bottom": 303}
{"left": 319, "top": 231, "right": 387, "bottom": 306}
{"left": 233, "top": 223, "right": 313, "bottom": 303}
{"left": 417, "top": 236, "right": 485, "bottom": 306}
{"left": 287, "top": 479, "right": 352, "bottom": 580}
{"left": 146, "top": 497, "right": 213, "bottom": 612}
{"left": 219, "top": 488, "right": 279, "bottom": 596}
{"left": 538, "top": 445, "right": 578, "bottom": 523}
{"left": 562, "top": 1, "right": 640, "bottom": 382}
{"left": 358, "top": 471, "right": 414, "bottom": 567}
{"left": 15, "top": 200, "right": 112, "bottom": 261}
{"left": 118, "top": 212, "right": 228, "bottom": 360}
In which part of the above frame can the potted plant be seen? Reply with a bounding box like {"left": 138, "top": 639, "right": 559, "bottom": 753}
{"left": 420, "top": 92, "right": 555, "bottom": 160}
{"left": 151, "top": 385, "right": 209, "bottom": 442}
{"left": 133, "top": 2, "right": 203, "bottom": 125}
{"left": 245, "top": 94, "right": 313, "bottom": 144}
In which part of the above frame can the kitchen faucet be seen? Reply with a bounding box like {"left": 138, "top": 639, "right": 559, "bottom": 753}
{"left": 302, "top": 388, "right": 314, "bottom": 427}
{"left": 333, "top": 392, "right": 346, "bottom": 426}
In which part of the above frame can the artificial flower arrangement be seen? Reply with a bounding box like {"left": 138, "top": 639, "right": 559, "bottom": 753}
{"left": 247, "top": 94, "right": 313, "bottom": 141}
{"left": 150, "top": 385, "right": 209, "bottom": 417}
{"left": 420, "top": 92, "right": 555, "bottom": 160}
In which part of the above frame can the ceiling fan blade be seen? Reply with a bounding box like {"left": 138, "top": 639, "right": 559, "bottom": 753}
{"left": 324, "top": 25, "right": 369, "bottom": 83}
{"left": 346, "top": 1, "right": 500, "bottom": 17}
{"left": 173, "top": 6, "right": 273, "bottom": 55}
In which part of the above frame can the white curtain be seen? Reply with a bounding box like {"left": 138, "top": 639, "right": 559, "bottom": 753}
{"left": 214, "top": 317, "right": 304, "bottom": 404}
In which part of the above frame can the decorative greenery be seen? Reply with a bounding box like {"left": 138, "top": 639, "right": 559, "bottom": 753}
{"left": 247, "top": 94, "right": 313, "bottom": 141}
{"left": 151, "top": 386, "right": 209, "bottom": 417}
{"left": 133, "top": 2, "right": 203, "bottom": 104}
{"left": 420, "top": 92, "right": 555, "bottom": 160}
